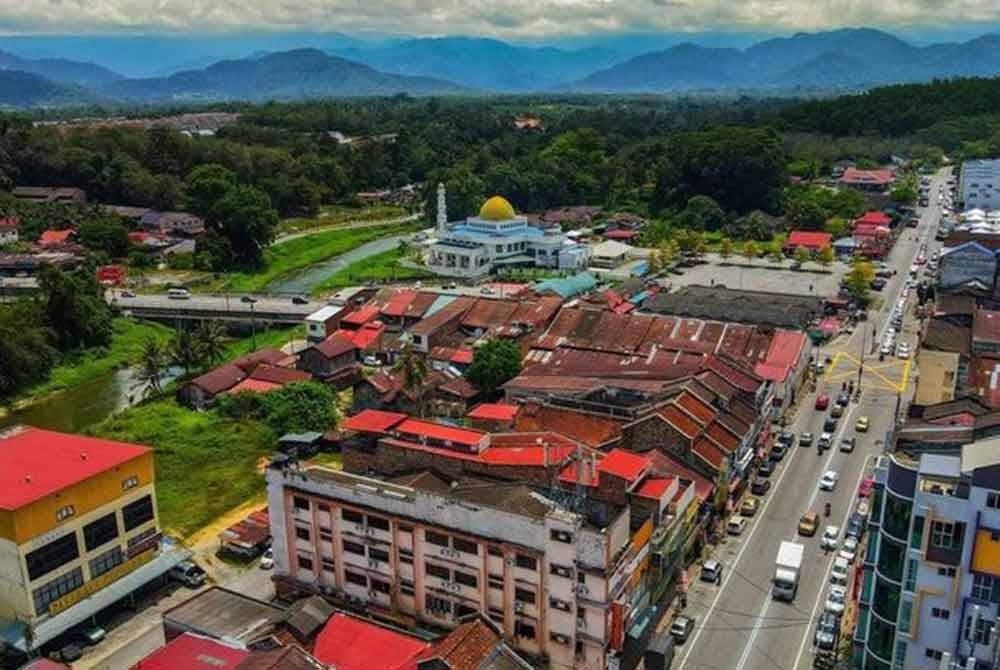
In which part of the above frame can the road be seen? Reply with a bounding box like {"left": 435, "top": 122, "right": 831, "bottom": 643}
{"left": 675, "top": 170, "right": 947, "bottom": 670}
{"left": 108, "top": 290, "right": 326, "bottom": 323}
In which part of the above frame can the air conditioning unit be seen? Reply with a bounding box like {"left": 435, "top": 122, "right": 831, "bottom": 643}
{"left": 368, "top": 590, "right": 378, "bottom": 598}
{"left": 365, "top": 527, "right": 375, "bottom": 536}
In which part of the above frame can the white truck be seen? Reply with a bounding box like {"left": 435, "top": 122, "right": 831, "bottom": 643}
{"left": 773, "top": 541, "right": 805, "bottom": 601}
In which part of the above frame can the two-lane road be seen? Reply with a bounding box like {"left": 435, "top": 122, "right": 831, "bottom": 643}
{"left": 675, "top": 169, "right": 949, "bottom": 670}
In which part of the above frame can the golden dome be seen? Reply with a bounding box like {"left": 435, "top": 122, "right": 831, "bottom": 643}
{"left": 479, "top": 196, "right": 516, "bottom": 221}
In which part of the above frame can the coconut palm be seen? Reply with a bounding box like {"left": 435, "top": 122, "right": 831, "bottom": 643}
{"left": 138, "top": 338, "right": 168, "bottom": 396}
{"left": 394, "top": 341, "right": 429, "bottom": 417}
{"left": 196, "top": 320, "right": 227, "bottom": 366}
{"left": 171, "top": 327, "right": 203, "bottom": 376}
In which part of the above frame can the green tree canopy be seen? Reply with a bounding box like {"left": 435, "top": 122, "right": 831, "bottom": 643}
{"left": 260, "top": 381, "right": 339, "bottom": 435}
{"left": 466, "top": 339, "right": 522, "bottom": 394}
{"left": 38, "top": 266, "right": 113, "bottom": 351}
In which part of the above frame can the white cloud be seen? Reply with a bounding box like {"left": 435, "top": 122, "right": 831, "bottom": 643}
{"left": 0, "top": 0, "right": 999, "bottom": 36}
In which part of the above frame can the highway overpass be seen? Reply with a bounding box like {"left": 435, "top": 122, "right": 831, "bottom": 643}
{"left": 107, "top": 291, "right": 325, "bottom": 325}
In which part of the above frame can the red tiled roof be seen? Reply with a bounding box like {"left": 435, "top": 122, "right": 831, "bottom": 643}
{"left": 657, "top": 404, "right": 699, "bottom": 438}
{"left": 467, "top": 403, "right": 519, "bottom": 422}
{"left": 558, "top": 460, "right": 599, "bottom": 487}
{"left": 249, "top": 365, "right": 311, "bottom": 385}
{"left": 395, "top": 418, "right": 485, "bottom": 447}
{"left": 133, "top": 634, "right": 248, "bottom": 670}
{"left": 0, "top": 427, "right": 150, "bottom": 511}
{"left": 597, "top": 448, "right": 649, "bottom": 482}
{"left": 644, "top": 449, "right": 715, "bottom": 500}
{"left": 39, "top": 229, "right": 74, "bottom": 244}
{"left": 0, "top": 217, "right": 18, "bottom": 230}
{"left": 380, "top": 290, "right": 418, "bottom": 318}
{"left": 315, "top": 333, "right": 357, "bottom": 359}
{"left": 342, "top": 302, "right": 381, "bottom": 326}
{"left": 785, "top": 230, "right": 832, "bottom": 250}
{"left": 190, "top": 364, "right": 247, "bottom": 395}
{"left": 413, "top": 617, "right": 506, "bottom": 670}
{"left": 334, "top": 322, "right": 384, "bottom": 350}
{"left": 514, "top": 404, "right": 623, "bottom": 448}
{"left": 754, "top": 329, "right": 806, "bottom": 383}
{"left": 705, "top": 420, "right": 739, "bottom": 452}
{"left": 704, "top": 356, "right": 762, "bottom": 393}
{"left": 314, "top": 613, "right": 429, "bottom": 670}
{"left": 693, "top": 437, "right": 726, "bottom": 470}
{"left": 342, "top": 409, "right": 408, "bottom": 433}
{"left": 225, "top": 378, "right": 281, "bottom": 395}
{"left": 636, "top": 476, "right": 675, "bottom": 500}
{"left": 840, "top": 167, "right": 894, "bottom": 185}
{"left": 676, "top": 391, "right": 715, "bottom": 425}
{"left": 856, "top": 211, "right": 892, "bottom": 226}
{"left": 437, "top": 375, "right": 479, "bottom": 400}
{"left": 479, "top": 438, "right": 575, "bottom": 466}
{"left": 451, "top": 348, "right": 474, "bottom": 365}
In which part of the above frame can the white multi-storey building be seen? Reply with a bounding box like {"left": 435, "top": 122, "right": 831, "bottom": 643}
{"left": 960, "top": 159, "right": 1000, "bottom": 211}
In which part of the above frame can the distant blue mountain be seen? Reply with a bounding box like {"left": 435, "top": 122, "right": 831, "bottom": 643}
{"left": 0, "top": 49, "right": 122, "bottom": 86}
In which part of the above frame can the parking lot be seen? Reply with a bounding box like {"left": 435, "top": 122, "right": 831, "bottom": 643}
{"left": 661, "top": 253, "right": 849, "bottom": 297}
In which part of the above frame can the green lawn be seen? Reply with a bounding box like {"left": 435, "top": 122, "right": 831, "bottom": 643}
{"left": 16, "top": 319, "right": 173, "bottom": 402}
{"left": 219, "top": 221, "right": 424, "bottom": 293}
{"left": 310, "top": 247, "right": 433, "bottom": 295}
{"left": 277, "top": 205, "right": 408, "bottom": 235}
{"left": 221, "top": 325, "right": 302, "bottom": 360}
{"left": 90, "top": 400, "right": 277, "bottom": 539}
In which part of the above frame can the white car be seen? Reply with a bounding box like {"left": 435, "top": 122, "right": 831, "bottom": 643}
{"left": 820, "top": 470, "right": 840, "bottom": 491}
{"left": 259, "top": 548, "right": 274, "bottom": 570}
{"left": 839, "top": 536, "right": 859, "bottom": 563}
{"left": 880, "top": 343, "right": 894, "bottom": 356}
{"left": 825, "top": 585, "right": 848, "bottom": 616}
{"left": 821, "top": 525, "right": 840, "bottom": 550}
{"left": 727, "top": 518, "right": 748, "bottom": 536}
{"left": 897, "top": 344, "right": 910, "bottom": 359}
{"left": 831, "top": 557, "right": 850, "bottom": 586}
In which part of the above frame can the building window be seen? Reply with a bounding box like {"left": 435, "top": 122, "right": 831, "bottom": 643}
{"left": 903, "top": 559, "right": 918, "bottom": 592}
{"left": 456, "top": 603, "right": 477, "bottom": 618}
{"left": 426, "top": 530, "right": 449, "bottom": 547}
{"left": 514, "top": 621, "right": 536, "bottom": 640}
{"left": 937, "top": 566, "right": 956, "bottom": 577}
{"left": 401, "top": 580, "right": 415, "bottom": 596}
{"left": 345, "top": 571, "right": 367, "bottom": 587}
{"left": 398, "top": 524, "right": 413, "bottom": 534}
{"left": 925, "top": 649, "right": 943, "bottom": 661}
{"left": 25, "top": 532, "right": 80, "bottom": 582}
{"left": 294, "top": 496, "right": 310, "bottom": 511}
{"left": 128, "top": 528, "right": 156, "bottom": 548}
{"left": 342, "top": 508, "right": 363, "bottom": 524}
{"left": 321, "top": 558, "right": 335, "bottom": 573}
{"left": 320, "top": 530, "right": 332, "bottom": 542}
{"left": 426, "top": 563, "right": 450, "bottom": 580}
{"left": 488, "top": 607, "right": 503, "bottom": 623}
{"left": 489, "top": 576, "right": 503, "bottom": 590}
{"left": 550, "top": 529, "right": 573, "bottom": 543}
{"left": 83, "top": 513, "right": 119, "bottom": 552}
{"left": 89, "top": 546, "right": 123, "bottom": 579}
{"left": 56, "top": 505, "right": 75, "bottom": 522}
{"left": 515, "top": 588, "right": 536, "bottom": 605}
{"left": 298, "top": 555, "right": 314, "bottom": 571}
{"left": 578, "top": 571, "right": 586, "bottom": 585}
{"left": 343, "top": 540, "right": 365, "bottom": 556}
{"left": 369, "top": 548, "right": 389, "bottom": 563}
{"left": 515, "top": 554, "right": 537, "bottom": 571}
{"left": 122, "top": 495, "right": 155, "bottom": 531}
{"left": 399, "top": 548, "right": 414, "bottom": 565}
{"left": 988, "top": 491, "right": 1000, "bottom": 509}
{"left": 930, "top": 520, "right": 963, "bottom": 550}
{"left": 453, "top": 537, "right": 478, "bottom": 555}
{"left": 371, "top": 579, "right": 391, "bottom": 594}
{"left": 317, "top": 503, "right": 330, "bottom": 512}
{"left": 122, "top": 475, "right": 139, "bottom": 490}
{"left": 931, "top": 607, "right": 950, "bottom": 620}
{"left": 488, "top": 546, "right": 503, "bottom": 557}
{"left": 454, "top": 571, "right": 478, "bottom": 588}
{"left": 426, "top": 595, "right": 452, "bottom": 615}
{"left": 295, "top": 527, "right": 311, "bottom": 541}
{"left": 892, "top": 640, "right": 907, "bottom": 670}
{"left": 32, "top": 567, "right": 84, "bottom": 615}
{"left": 972, "top": 574, "right": 994, "bottom": 601}
{"left": 966, "top": 615, "right": 994, "bottom": 645}
{"left": 368, "top": 515, "right": 390, "bottom": 531}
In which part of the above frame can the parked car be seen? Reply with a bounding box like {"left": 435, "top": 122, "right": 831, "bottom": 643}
{"left": 869, "top": 278, "right": 887, "bottom": 291}
{"left": 836, "top": 392, "right": 850, "bottom": 407}
{"left": 78, "top": 625, "right": 106, "bottom": 646}
{"left": 839, "top": 537, "right": 859, "bottom": 563}
{"left": 727, "top": 518, "right": 748, "bottom": 536}
{"left": 777, "top": 431, "right": 796, "bottom": 447}
{"left": 362, "top": 355, "right": 381, "bottom": 367}
{"left": 169, "top": 560, "right": 207, "bottom": 588}
{"left": 799, "top": 512, "right": 820, "bottom": 536}
{"left": 751, "top": 477, "right": 771, "bottom": 496}
{"left": 769, "top": 444, "right": 787, "bottom": 462}
{"left": 830, "top": 557, "right": 851, "bottom": 586}
{"left": 823, "top": 417, "right": 838, "bottom": 432}
{"left": 830, "top": 404, "right": 844, "bottom": 418}
{"left": 817, "top": 432, "right": 833, "bottom": 450}
{"left": 120, "top": 290, "right": 136, "bottom": 298}
{"left": 701, "top": 559, "right": 723, "bottom": 585}
{"left": 799, "top": 432, "right": 814, "bottom": 447}
{"left": 670, "top": 615, "right": 695, "bottom": 644}
{"left": 855, "top": 416, "right": 870, "bottom": 432}
{"left": 814, "top": 611, "right": 839, "bottom": 651}
{"left": 846, "top": 512, "right": 868, "bottom": 540}
{"left": 260, "top": 548, "right": 274, "bottom": 570}
{"left": 49, "top": 644, "right": 83, "bottom": 663}
{"left": 825, "top": 585, "right": 848, "bottom": 616}
{"left": 821, "top": 525, "right": 840, "bottom": 550}
{"left": 819, "top": 470, "right": 840, "bottom": 491}
{"left": 740, "top": 498, "right": 760, "bottom": 517}
{"left": 758, "top": 461, "right": 775, "bottom": 478}
{"left": 897, "top": 343, "right": 911, "bottom": 359}
{"left": 291, "top": 295, "right": 309, "bottom": 305}
{"left": 839, "top": 437, "right": 856, "bottom": 453}
{"left": 815, "top": 395, "right": 830, "bottom": 410}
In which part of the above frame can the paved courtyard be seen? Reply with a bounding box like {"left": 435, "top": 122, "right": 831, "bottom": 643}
{"left": 661, "top": 253, "right": 849, "bottom": 297}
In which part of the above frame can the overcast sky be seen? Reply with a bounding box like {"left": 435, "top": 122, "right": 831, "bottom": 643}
{"left": 1, "top": 0, "right": 999, "bottom": 37}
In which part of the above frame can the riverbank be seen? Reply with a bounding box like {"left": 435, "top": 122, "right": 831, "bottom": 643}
{"left": 4, "top": 318, "right": 173, "bottom": 411}
{"left": 310, "top": 247, "right": 432, "bottom": 294}
{"left": 219, "top": 221, "right": 425, "bottom": 294}
{"left": 275, "top": 204, "right": 408, "bottom": 237}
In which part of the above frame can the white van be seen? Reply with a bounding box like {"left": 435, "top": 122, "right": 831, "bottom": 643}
{"left": 167, "top": 288, "right": 191, "bottom": 300}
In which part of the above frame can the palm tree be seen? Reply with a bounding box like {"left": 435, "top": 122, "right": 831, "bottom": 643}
{"left": 196, "top": 320, "right": 227, "bottom": 366}
{"left": 171, "top": 327, "right": 203, "bottom": 376}
{"left": 394, "top": 341, "right": 429, "bottom": 417}
{"left": 138, "top": 338, "right": 168, "bottom": 396}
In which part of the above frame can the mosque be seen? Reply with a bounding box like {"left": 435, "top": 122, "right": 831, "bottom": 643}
{"left": 424, "top": 184, "right": 591, "bottom": 278}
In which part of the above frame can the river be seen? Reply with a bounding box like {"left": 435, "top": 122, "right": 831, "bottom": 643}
{"left": 266, "top": 233, "right": 413, "bottom": 294}
{"left": 0, "top": 366, "right": 180, "bottom": 434}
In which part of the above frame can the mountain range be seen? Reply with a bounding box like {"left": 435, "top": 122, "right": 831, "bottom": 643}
{"left": 4, "top": 28, "right": 1000, "bottom": 107}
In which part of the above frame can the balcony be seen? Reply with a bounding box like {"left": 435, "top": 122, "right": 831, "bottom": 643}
{"left": 876, "top": 536, "right": 905, "bottom": 583}
{"left": 865, "top": 615, "right": 896, "bottom": 668}
{"left": 872, "top": 576, "right": 900, "bottom": 624}
{"left": 881, "top": 492, "right": 912, "bottom": 543}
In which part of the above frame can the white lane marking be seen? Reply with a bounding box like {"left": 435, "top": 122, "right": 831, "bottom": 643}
{"left": 791, "top": 454, "right": 873, "bottom": 669}
{"left": 675, "top": 422, "right": 812, "bottom": 670}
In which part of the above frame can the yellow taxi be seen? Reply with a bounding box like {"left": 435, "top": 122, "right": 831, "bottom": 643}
{"left": 855, "top": 416, "right": 870, "bottom": 432}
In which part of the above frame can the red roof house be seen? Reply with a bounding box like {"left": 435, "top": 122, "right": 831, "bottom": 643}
{"left": 783, "top": 230, "right": 832, "bottom": 253}
{"left": 855, "top": 211, "right": 892, "bottom": 227}
{"left": 597, "top": 448, "right": 650, "bottom": 483}
{"left": 839, "top": 167, "right": 894, "bottom": 191}
{"left": 131, "top": 634, "right": 248, "bottom": 670}
{"left": 313, "top": 613, "right": 430, "bottom": 670}
{"left": 38, "top": 229, "right": 75, "bottom": 246}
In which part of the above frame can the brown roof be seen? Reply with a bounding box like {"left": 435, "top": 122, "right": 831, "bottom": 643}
{"left": 509, "top": 296, "right": 563, "bottom": 327}
{"left": 436, "top": 375, "right": 479, "bottom": 400}
{"left": 676, "top": 391, "right": 715, "bottom": 425}
{"left": 405, "top": 291, "right": 439, "bottom": 319}
{"left": 513, "top": 404, "right": 624, "bottom": 448}
{"left": 249, "top": 365, "right": 312, "bottom": 385}
{"left": 974, "top": 310, "right": 1000, "bottom": 345}
{"left": 234, "top": 646, "right": 322, "bottom": 670}
{"left": 411, "top": 297, "right": 476, "bottom": 336}
{"left": 415, "top": 617, "right": 518, "bottom": 670}
{"left": 657, "top": 404, "right": 699, "bottom": 438}
{"left": 693, "top": 437, "right": 726, "bottom": 470}
{"left": 461, "top": 299, "right": 519, "bottom": 331}
{"left": 923, "top": 319, "right": 971, "bottom": 356}
{"left": 936, "top": 294, "right": 977, "bottom": 317}
{"left": 315, "top": 333, "right": 356, "bottom": 359}
{"left": 190, "top": 364, "right": 247, "bottom": 395}
{"left": 233, "top": 348, "right": 287, "bottom": 372}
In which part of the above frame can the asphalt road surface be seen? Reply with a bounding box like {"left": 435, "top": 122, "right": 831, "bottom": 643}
{"left": 674, "top": 169, "right": 947, "bottom": 670}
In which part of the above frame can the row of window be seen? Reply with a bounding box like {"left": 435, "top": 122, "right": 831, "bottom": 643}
{"left": 32, "top": 567, "right": 84, "bottom": 615}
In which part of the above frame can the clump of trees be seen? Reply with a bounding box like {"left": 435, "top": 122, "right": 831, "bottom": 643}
{"left": 216, "top": 381, "right": 339, "bottom": 435}
{"left": 466, "top": 339, "right": 522, "bottom": 395}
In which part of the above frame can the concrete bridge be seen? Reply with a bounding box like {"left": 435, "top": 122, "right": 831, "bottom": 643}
{"left": 107, "top": 290, "right": 325, "bottom": 325}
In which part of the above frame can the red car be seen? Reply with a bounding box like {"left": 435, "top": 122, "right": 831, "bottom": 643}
{"left": 858, "top": 478, "right": 875, "bottom": 498}
{"left": 815, "top": 394, "right": 830, "bottom": 410}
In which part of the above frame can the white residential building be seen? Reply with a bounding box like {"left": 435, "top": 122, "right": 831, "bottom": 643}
{"left": 960, "top": 159, "right": 1000, "bottom": 211}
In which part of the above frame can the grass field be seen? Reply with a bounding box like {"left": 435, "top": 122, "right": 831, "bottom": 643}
{"left": 91, "top": 400, "right": 276, "bottom": 539}
{"left": 15, "top": 319, "right": 173, "bottom": 402}
{"left": 220, "top": 221, "right": 424, "bottom": 293}
{"left": 310, "top": 247, "right": 433, "bottom": 294}
{"left": 277, "top": 205, "right": 408, "bottom": 235}
{"left": 221, "top": 325, "right": 302, "bottom": 361}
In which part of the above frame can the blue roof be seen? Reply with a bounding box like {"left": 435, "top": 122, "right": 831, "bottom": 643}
{"left": 534, "top": 273, "right": 597, "bottom": 299}
{"left": 629, "top": 290, "right": 650, "bottom": 304}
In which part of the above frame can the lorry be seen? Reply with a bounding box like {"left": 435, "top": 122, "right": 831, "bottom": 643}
{"left": 773, "top": 541, "right": 805, "bottom": 601}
